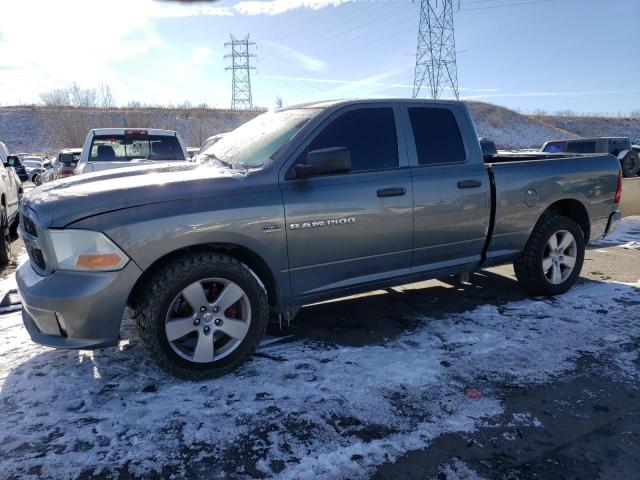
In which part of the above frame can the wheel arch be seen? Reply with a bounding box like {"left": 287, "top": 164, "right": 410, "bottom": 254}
{"left": 127, "top": 242, "right": 281, "bottom": 312}
{"left": 541, "top": 198, "right": 590, "bottom": 241}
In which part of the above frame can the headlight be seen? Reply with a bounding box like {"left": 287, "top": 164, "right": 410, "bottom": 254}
{"left": 48, "top": 229, "right": 129, "bottom": 271}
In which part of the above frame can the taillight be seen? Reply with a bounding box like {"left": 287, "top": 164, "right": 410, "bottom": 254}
{"left": 614, "top": 171, "right": 622, "bottom": 204}
{"left": 59, "top": 170, "right": 74, "bottom": 178}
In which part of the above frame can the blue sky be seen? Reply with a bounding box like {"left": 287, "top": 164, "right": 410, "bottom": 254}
{"left": 1, "top": 0, "right": 638, "bottom": 114}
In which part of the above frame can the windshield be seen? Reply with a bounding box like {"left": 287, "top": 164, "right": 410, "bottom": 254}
{"left": 90, "top": 135, "right": 186, "bottom": 162}
{"left": 203, "top": 108, "right": 320, "bottom": 168}
{"left": 24, "top": 160, "right": 42, "bottom": 168}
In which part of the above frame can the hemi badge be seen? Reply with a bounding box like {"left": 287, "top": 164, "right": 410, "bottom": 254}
{"left": 262, "top": 224, "right": 283, "bottom": 233}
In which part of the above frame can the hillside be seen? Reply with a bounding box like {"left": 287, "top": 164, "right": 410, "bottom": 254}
{"left": 465, "top": 102, "right": 579, "bottom": 149}
{"left": 0, "top": 106, "right": 262, "bottom": 154}
{"left": 1, "top": 103, "right": 639, "bottom": 154}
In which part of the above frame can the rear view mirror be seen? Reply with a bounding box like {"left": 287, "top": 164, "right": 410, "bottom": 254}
{"left": 294, "top": 147, "right": 351, "bottom": 179}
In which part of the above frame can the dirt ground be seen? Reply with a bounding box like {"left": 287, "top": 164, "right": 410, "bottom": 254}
{"left": 0, "top": 223, "right": 639, "bottom": 479}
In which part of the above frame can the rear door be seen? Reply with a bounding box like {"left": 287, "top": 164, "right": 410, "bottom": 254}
{"left": 401, "top": 103, "right": 490, "bottom": 274}
{"left": 280, "top": 104, "right": 413, "bottom": 299}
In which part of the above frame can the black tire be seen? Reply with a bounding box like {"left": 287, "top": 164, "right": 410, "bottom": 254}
{"left": 513, "top": 214, "right": 585, "bottom": 296}
{"left": 9, "top": 213, "right": 19, "bottom": 238}
{"left": 33, "top": 174, "right": 42, "bottom": 186}
{"left": 134, "top": 252, "right": 269, "bottom": 380}
{"left": 619, "top": 150, "right": 640, "bottom": 178}
{"left": 0, "top": 207, "right": 11, "bottom": 267}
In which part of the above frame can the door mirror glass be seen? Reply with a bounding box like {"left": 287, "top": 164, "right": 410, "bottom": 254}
{"left": 294, "top": 147, "right": 351, "bottom": 179}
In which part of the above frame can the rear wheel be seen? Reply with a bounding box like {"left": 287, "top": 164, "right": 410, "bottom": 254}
{"left": 135, "top": 252, "right": 269, "bottom": 379}
{"left": 514, "top": 214, "right": 585, "bottom": 296}
{"left": 619, "top": 150, "right": 640, "bottom": 178}
{"left": 0, "top": 207, "right": 11, "bottom": 267}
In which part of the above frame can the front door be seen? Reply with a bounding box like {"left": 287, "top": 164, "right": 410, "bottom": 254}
{"left": 280, "top": 105, "right": 413, "bottom": 300}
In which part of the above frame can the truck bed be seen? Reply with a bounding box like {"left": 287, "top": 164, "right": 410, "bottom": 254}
{"left": 482, "top": 153, "right": 620, "bottom": 266}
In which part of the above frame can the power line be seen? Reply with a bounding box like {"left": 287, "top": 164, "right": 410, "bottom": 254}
{"left": 224, "top": 34, "right": 257, "bottom": 110}
{"left": 460, "top": 0, "right": 553, "bottom": 11}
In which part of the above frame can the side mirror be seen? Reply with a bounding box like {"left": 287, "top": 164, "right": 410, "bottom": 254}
{"left": 294, "top": 147, "right": 351, "bottom": 179}
{"left": 7, "top": 158, "right": 15, "bottom": 167}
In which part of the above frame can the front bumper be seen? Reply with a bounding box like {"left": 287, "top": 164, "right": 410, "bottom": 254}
{"left": 16, "top": 260, "right": 142, "bottom": 349}
{"left": 603, "top": 211, "right": 622, "bottom": 238}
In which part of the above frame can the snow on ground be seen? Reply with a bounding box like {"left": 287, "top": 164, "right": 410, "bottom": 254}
{"left": 593, "top": 215, "right": 640, "bottom": 250}
{"left": 0, "top": 221, "right": 639, "bottom": 479}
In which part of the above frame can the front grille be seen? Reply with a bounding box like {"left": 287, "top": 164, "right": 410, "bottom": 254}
{"left": 22, "top": 214, "right": 38, "bottom": 237}
{"left": 27, "top": 243, "right": 46, "bottom": 271}
{"left": 21, "top": 211, "right": 47, "bottom": 273}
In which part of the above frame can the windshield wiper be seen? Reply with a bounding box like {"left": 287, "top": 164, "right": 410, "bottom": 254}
{"left": 205, "top": 154, "right": 237, "bottom": 170}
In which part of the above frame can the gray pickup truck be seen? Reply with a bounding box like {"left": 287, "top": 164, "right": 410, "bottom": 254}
{"left": 17, "top": 99, "right": 622, "bottom": 379}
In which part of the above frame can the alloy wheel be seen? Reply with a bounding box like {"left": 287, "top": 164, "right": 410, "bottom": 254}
{"left": 542, "top": 230, "right": 577, "bottom": 285}
{"left": 164, "top": 278, "right": 251, "bottom": 363}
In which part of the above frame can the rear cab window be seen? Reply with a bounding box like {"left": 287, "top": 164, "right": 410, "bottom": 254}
{"left": 542, "top": 142, "right": 565, "bottom": 153}
{"left": 407, "top": 107, "right": 466, "bottom": 165}
{"left": 565, "top": 141, "right": 596, "bottom": 154}
{"left": 89, "top": 134, "right": 185, "bottom": 162}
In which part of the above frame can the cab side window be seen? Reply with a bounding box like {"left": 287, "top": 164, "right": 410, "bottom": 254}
{"left": 302, "top": 108, "right": 399, "bottom": 172}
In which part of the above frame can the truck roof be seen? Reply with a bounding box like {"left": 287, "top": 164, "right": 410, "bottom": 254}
{"left": 89, "top": 128, "right": 178, "bottom": 136}
{"left": 282, "top": 98, "right": 465, "bottom": 111}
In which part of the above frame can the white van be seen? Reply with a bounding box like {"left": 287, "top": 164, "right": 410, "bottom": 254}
{"left": 75, "top": 128, "right": 189, "bottom": 175}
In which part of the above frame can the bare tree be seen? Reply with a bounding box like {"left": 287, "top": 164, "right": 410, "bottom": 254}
{"left": 40, "top": 88, "right": 71, "bottom": 107}
{"left": 98, "top": 84, "right": 115, "bottom": 108}
{"left": 40, "top": 82, "right": 115, "bottom": 108}
{"left": 275, "top": 96, "right": 283, "bottom": 109}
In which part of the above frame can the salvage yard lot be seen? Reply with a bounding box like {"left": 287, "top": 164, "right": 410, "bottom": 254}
{"left": 0, "top": 218, "right": 639, "bottom": 479}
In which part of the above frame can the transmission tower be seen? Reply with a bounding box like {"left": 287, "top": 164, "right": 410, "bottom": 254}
{"left": 412, "top": 0, "right": 459, "bottom": 100}
{"left": 225, "top": 35, "right": 256, "bottom": 110}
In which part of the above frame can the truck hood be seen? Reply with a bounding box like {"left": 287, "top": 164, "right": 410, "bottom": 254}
{"left": 22, "top": 162, "right": 249, "bottom": 228}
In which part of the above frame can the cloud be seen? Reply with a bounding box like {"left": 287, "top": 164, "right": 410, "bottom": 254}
{"left": 234, "top": 0, "right": 355, "bottom": 15}
{"left": 150, "top": 3, "right": 233, "bottom": 17}
{"left": 264, "top": 42, "right": 327, "bottom": 72}
{"left": 190, "top": 47, "right": 213, "bottom": 66}
{"left": 263, "top": 74, "right": 501, "bottom": 93}
{"left": 149, "top": 0, "right": 358, "bottom": 17}
{"left": 0, "top": 0, "right": 164, "bottom": 104}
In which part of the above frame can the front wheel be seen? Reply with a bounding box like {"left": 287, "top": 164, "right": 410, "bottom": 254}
{"left": 135, "top": 252, "right": 269, "bottom": 379}
{"left": 514, "top": 214, "right": 585, "bottom": 296}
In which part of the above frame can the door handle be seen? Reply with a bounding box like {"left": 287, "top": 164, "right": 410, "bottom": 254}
{"left": 457, "top": 180, "right": 482, "bottom": 189}
{"left": 377, "top": 187, "right": 406, "bottom": 198}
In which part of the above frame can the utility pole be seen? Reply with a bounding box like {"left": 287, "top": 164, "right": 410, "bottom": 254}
{"left": 225, "top": 35, "right": 257, "bottom": 110}
{"left": 412, "top": 0, "right": 459, "bottom": 100}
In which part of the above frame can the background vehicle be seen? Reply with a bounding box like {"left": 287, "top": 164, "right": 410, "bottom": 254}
{"left": 6, "top": 155, "right": 29, "bottom": 182}
{"left": 198, "top": 133, "right": 227, "bottom": 154}
{"left": 0, "top": 141, "right": 20, "bottom": 265}
{"left": 17, "top": 99, "right": 622, "bottom": 379}
{"left": 21, "top": 156, "right": 44, "bottom": 182}
{"left": 38, "top": 158, "right": 57, "bottom": 184}
{"left": 541, "top": 137, "right": 639, "bottom": 177}
{"left": 190, "top": 133, "right": 228, "bottom": 163}
{"left": 75, "top": 128, "right": 189, "bottom": 175}
{"left": 53, "top": 148, "right": 81, "bottom": 180}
